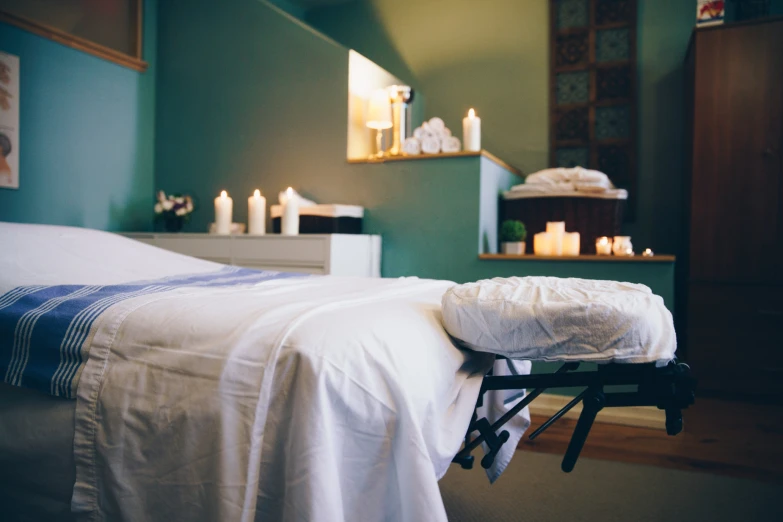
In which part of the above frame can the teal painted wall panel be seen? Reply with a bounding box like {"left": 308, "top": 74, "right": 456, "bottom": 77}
{"left": 0, "top": 1, "right": 157, "bottom": 231}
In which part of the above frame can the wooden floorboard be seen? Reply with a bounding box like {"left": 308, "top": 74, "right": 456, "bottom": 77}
{"left": 518, "top": 397, "right": 783, "bottom": 482}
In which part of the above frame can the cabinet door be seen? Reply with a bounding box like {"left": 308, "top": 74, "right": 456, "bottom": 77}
{"left": 689, "top": 22, "right": 783, "bottom": 283}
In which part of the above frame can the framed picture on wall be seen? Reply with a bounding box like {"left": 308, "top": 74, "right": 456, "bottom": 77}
{"left": 0, "top": 0, "right": 146, "bottom": 72}
{"left": 0, "top": 50, "right": 19, "bottom": 190}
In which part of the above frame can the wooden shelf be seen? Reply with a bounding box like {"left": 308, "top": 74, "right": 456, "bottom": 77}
{"left": 480, "top": 253, "right": 676, "bottom": 263}
{"left": 348, "top": 150, "right": 523, "bottom": 177}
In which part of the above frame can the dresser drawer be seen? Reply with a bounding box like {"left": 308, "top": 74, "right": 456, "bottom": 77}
{"left": 155, "top": 236, "right": 232, "bottom": 260}
{"left": 231, "top": 237, "right": 327, "bottom": 267}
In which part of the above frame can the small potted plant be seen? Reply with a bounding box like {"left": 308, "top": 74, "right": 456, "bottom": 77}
{"left": 500, "top": 219, "right": 527, "bottom": 255}
{"left": 154, "top": 190, "right": 194, "bottom": 232}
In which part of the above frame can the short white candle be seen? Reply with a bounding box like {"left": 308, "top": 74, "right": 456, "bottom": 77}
{"left": 534, "top": 232, "right": 554, "bottom": 256}
{"left": 643, "top": 248, "right": 654, "bottom": 257}
{"left": 214, "top": 190, "right": 233, "bottom": 235}
{"left": 563, "top": 232, "right": 580, "bottom": 256}
{"left": 248, "top": 189, "right": 266, "bottom": 236}
{"left": 462, "top": 108, "right": 481, "bottom": 152}
{"left": 546, "top": 221, "right": 565, "bottom": 256}
{"left": 281, "top": 187, "right": 299, "bottom": 236}
{"left": 595, "top": 236, "right": 612, "bottom": 255}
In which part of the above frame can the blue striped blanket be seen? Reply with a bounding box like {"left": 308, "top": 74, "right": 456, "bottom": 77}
{"left": 0, "top": 267, "right": 304, "bottom": 398}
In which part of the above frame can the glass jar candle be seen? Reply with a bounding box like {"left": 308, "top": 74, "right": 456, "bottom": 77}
{"left": 612, "top": 236, "right": 633, "bottom": 256}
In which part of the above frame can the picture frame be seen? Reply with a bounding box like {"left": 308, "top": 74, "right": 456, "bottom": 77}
{"left": 0, "top": 0, "right": 146, "bottom": 72}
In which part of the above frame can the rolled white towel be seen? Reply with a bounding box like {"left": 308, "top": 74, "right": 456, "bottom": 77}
{"left": 428, "top": 117, "right": 446, "bottom": 133}
{"left": 575, "top": 181, "right": 610, "bottom": 193}
{"left": 441, "top": 136, "right": 461, "bottom": 153}
{"left": 402, "top": 137, "right": 422, "bottom": 155}
{"left": 421, "top": 136, "right": 441, "bottom": 154}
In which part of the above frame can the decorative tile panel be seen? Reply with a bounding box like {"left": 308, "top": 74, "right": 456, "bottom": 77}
{"left": 557, "top": 0, "right": 589, "bottom": 29}
{"left": 595, "top": 105, "right": 631, "bottom": 140}
{"left": 596, "top": 28, "right": 630, "bottom": 62}
{"left": 556, "top": 71, "right": 590, "bottom": 105}
{"left": 556, "top": 32, "right": 589, "bottom": 67}
{"left": 556, "top": 107, "right": 589, "bottom": 141}
{"left": 556, "top": 147, "right": 590, "bottom": 168}
{"left": 595, "top": 0, "right": 633, "bottom": 25}
{"left": 596, "top": 65, "right": 631, "bottom": 100}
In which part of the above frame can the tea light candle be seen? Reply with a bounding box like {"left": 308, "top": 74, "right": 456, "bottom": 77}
{"left": 546, "top": 222, "right": 565, "bottom": 256}
{"left": 533, "top": 232, "right": 554, "bottom": 256}
{"left": 595, "top": 236, "right": 612, "bottom": 255}
{"left": 214, "top": 190, "right": 233, "bottom": 235}
{"left": 248, "top": 189, "right": 266, "bottom": 235}
{"left": 563, "top": 232, "right": 580, "bottom": 256}
{"left": 643, "top": 248, "right": 654, "bottom": 257}
{"left": 462, "top": 108, "right": 481, "bottom": 152}
{"left": 281, "top": 187, "right": 299, "bottom": 236}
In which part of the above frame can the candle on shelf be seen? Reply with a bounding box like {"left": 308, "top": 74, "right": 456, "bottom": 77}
{"left": 545, "top": 221, "right": 565, "bottom": 256}
{"left": 462, "top": 108, "right": 481, "bottom": 152}
{"left": 595, "top": 236, "right": 612, "bottom": 255}
{"left": 643, "top": 248, "right": 654, "bottom": 257}
{"left": 533, "top": 232, "right": 553, "bottom": 256}
{"left": 563, "top": 232, "right": 580, "bottom": 256}
{"left": 214, "top": 190, "right": 233, "bottom": 235}
{"left": 281, "top": 187, "right": 299, "bottom": 236}
{"left": 248, "top": 189, "right": 266, "bottom": 236}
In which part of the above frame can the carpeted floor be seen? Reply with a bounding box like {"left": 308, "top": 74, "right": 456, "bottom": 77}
{"left": 440, "top": 451, "right": 782, "bottom": 522}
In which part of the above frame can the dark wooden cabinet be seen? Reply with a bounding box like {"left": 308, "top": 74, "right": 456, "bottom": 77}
{"left": 684, "top": 19, "right": 783, "bottom": 399}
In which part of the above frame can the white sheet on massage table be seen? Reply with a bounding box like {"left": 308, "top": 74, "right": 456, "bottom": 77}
{"left": 442, "top": 276, "right": 676, "bottom": 364}
{"left": 0, "top": 222, "right": 503, "bottom": 522}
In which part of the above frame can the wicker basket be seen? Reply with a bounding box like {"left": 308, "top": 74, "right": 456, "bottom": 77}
{"left": 501, "top": 194, "right": 626, "bottom": 254}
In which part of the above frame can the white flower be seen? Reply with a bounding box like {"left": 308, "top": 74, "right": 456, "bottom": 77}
{"left": 162, "top": 200, "right": 174, "bottom": 211}
{"left": 175, "top": 197, "right": 185, "bottom": 204}
{"left": 186, "top": 201, "right": 194, "bottom": 211}
{"left": 175, "top": 207, "right": 187, "bottom": 216}
{"left": 154, "top": 203, "right": 163, "bottom": 214}
{"left": 157, "top": 190, "right": 167, "bottom": 203}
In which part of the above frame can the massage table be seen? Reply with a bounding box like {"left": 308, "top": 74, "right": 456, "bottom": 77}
{"left": 0, "top": 222, "right": 694, "bottom": 521}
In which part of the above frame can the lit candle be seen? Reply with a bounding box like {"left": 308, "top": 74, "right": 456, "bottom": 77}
{"left": 462, "top": 108, "right": 481, "bottom": 152}
{"left": 595, "top": 236, "right": 612, "bottom": 255}
{"left": 533, "top": 232, "right": 553, "bottom": 256}
{"left": 546, "top": 222, "right": 565, "bottom": 256}
{"left": 214, "top": 190, "right": 233, "bottom": 235}
{"left": 248, "top": 189, "right": 266, "bottom": 236}
{"left": 643, "top": 248, "right": 654, "bottom": 257}
{"left": 281, "top": 187, "right": 299, "bottom": 236}
{"left": 563, "top": 232, "right": 580, "bottom": 256}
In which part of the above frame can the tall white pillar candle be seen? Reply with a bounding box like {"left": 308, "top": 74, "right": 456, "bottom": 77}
{"left": 248, "top": 189, "right": 266, "bottom": 235}
{"left": 214, "top": 190, "right": 233, "bottom": 235}
{"left": 533, "top": 232, "right": 553, "bottom": 256}
{"left": 546, "top": 221, "right": 565, "bottom": 256}
{"left": 281, "top": 187, "right": 299, "bottom": 236}
{"left": 563, "top": 232, "right": 580, "bottom": 256}
{"left": 462, "top": 108, "right": 481, "bottom": 152}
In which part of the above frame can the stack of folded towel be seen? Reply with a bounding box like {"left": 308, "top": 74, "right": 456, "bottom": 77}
{"left": 508, "top": 167, "right": 628, "bottom": 198}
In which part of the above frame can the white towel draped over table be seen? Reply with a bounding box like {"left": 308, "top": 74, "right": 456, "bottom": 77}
{"left": 0, "top": 223, "right": 511, "bottom": 522}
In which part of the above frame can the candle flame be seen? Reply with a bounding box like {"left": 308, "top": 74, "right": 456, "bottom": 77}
{"left": 468, "top": 108, "right": 475, "bottom": 118}
{"left": 253, "top": 189, "right": 261, "bottom": 197}
{"left": 220, "top": 190, "right": 227, "bottom": 198}
{"left": 286, "top": 187, "right": 294, "bottom": 195}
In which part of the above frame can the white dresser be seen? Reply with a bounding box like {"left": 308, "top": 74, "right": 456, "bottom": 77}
{"left": 124, "top": 233, "right": 381, "bottom": 277}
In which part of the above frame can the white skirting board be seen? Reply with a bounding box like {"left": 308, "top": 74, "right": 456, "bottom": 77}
{"left": 528, "top": 393, "right": 665, "bottom": 430}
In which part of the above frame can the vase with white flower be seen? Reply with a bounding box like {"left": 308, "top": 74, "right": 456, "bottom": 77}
{"left": 154, "top": 190, "right": 194, "bottom": 232}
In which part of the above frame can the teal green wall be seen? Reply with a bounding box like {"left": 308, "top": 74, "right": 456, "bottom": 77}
{"left": 306, "top": 0, "right": 695, "bottom": 260}
{"left": 0, "top": 1, "right": 157, "bottom": 231}
{"left": 156, "top": 0, "right": 674, "bottom": 304}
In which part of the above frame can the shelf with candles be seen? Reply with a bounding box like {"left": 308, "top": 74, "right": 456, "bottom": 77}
{"left": 479, "top": 253, "right": 676, "bottom": 262}
{"left": 347, "top": 149, "right": 523, "bottom": 177}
